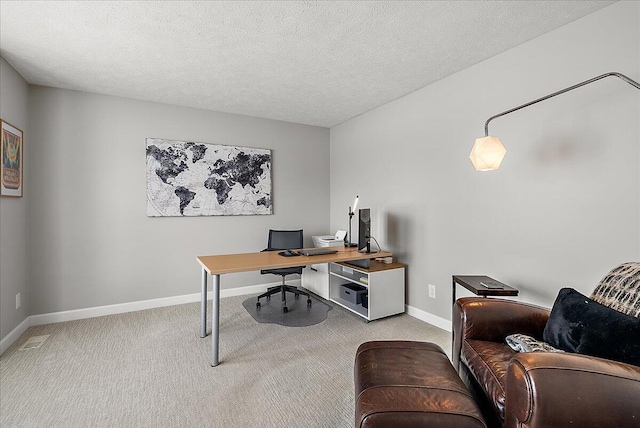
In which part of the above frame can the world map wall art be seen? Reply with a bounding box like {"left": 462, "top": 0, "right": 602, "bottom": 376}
{"left": 146, "top": 138, "right": 272, "bottom": 217}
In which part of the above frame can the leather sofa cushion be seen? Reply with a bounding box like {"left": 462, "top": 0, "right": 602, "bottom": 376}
{"left": 355, "top": 341, "right": 486, "bottom": 428}
{"left": 461, "top": 339, "right": 515, "bottom": 422}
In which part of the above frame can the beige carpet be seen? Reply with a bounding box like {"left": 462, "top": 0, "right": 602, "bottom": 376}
{"left": 0, "top": 294, "right": 450, "bottom": 427}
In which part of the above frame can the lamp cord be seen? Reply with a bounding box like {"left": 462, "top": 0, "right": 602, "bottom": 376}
{"left": 367, "top": 235, "right": 382, "bottom": 253}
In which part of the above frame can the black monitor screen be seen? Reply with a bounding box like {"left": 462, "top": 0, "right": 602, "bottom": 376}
{"left": 358, "top": 208, "right": 371, "bottom": 253}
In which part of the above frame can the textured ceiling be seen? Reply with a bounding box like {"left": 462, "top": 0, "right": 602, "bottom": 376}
{"left": 0, "top": 1, "right": 615, "bottom": 127}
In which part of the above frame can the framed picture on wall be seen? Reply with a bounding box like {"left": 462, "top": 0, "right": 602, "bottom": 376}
{"left": 1, "top": 119, "right": 24, "bottom": 197}
{"left": 146, "top": 138, "right": 272, "bottom": 216}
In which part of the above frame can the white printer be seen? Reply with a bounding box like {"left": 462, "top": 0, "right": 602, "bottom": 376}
{"left": 312, "top": 230, "right": 347, "bottom": 248}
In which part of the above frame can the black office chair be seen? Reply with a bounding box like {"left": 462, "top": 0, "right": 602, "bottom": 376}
{"left": 256, "top": 229, "right": 312, "bottom": 313}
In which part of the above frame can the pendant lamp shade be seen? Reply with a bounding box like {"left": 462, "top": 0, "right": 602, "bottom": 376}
{"left": 469, "top": 136, "right": 506, "bottom": 171}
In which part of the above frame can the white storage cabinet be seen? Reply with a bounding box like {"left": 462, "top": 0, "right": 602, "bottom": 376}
{"left": 328, "top": 261, "right": 405, "bottom": 322}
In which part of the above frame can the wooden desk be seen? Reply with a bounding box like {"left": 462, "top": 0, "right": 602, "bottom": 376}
{"left": 197, "top": 247, "right": 392, "bottom": 366}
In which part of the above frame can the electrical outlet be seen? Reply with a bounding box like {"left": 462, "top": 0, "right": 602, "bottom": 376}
{"left": 428, "top": 284, "right": 436, "bottom": 299}
{"left": 16, "top": 293, "right": 21, "bottom": 309}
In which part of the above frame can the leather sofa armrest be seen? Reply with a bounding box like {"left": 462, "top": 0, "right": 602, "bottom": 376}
{"left": 505, "top": 352, "right": 640, "bottom": 428}
{"left": 452, "top": 297, "right": 549, "bottom": 371}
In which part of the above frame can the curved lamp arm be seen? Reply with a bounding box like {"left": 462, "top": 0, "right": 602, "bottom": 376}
{"left": 484, "top": 72, "right": 640, "bottom": 136}
{"left": 470, "top": 72, "right": 640, "bottom": 171}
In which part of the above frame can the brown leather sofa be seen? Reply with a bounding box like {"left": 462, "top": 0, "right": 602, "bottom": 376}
{"left": 452, "top": 263, "right": 640, "bottom": 428}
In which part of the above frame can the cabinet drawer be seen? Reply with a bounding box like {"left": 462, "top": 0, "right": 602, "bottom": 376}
{"left": 302, "top": 265, "right": 330, "bottom": 300}
{"left": 309, "top": 263, "right": 328, "bottom": 273}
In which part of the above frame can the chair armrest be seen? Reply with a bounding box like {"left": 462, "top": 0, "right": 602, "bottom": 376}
{"left": 452, "top": 297, "right": 549, "bottom": 371}
{"left": 505, "top": 352, "right": 640, "bottom": 428}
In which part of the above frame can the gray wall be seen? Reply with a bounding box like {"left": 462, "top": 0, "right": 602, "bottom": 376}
{"left": 330, "top": 1, "right": 640, "bottom": 321}
{"left": 0, "top": 58, "right": 30, "bottom": 339}
{"left": 27, "top": 87, "right": 329, "bottom": 315}
{"left": 2, "top": 1, "right": 638, "bottom": 338}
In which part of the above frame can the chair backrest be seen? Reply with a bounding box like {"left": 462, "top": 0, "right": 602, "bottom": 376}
{"left": 590, "top": 262, "right": 640, "bottom": 317}
{"left": 267, "top": 229, "right": 303, "bottom": 251}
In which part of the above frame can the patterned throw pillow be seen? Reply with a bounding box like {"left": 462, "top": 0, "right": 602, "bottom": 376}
{"left": 506, "top": 333, "right": 564, "bottom": 353}
{"left": 590, "top": 262, "right": 640, "bottom": 317}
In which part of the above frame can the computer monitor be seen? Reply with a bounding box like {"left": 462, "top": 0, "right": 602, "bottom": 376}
{"left": 358, "top": 208, "right": 371, "bottom": 254}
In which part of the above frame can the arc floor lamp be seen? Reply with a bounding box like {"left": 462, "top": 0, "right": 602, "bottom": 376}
{"left": 470, "top": 72, "right": 640, "bottom": 171}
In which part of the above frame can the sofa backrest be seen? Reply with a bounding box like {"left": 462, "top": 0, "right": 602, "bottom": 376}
{"left": 590, "top": 262, "right": 640, "bottom": 317}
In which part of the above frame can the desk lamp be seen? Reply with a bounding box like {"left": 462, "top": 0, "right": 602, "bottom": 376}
{"left": 346, "top": 195, "right": 359, "bottom": 247}
{"left": 470, "top": 72, "right": 640, "bottom": 171}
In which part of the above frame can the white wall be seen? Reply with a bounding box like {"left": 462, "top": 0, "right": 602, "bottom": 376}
{"left": 27, "top": 87, "right": 329, "bottom": 315}
{"left": 330, "top": 1, "right": 640, "bottom": 321}
{"left": 0, "top": 58, "right": 29, "bottom": 340}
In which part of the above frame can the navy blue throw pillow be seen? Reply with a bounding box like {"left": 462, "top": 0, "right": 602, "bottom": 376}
{"left": 543, "top": 287, "right": 640, "bottom": 366}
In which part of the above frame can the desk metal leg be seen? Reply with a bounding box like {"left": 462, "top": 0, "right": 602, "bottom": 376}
{"left": 211, "top": 274, "right": 220, "bottom": 367}
{"left": 200, "top": 268, "right": 208, "bottom": 338}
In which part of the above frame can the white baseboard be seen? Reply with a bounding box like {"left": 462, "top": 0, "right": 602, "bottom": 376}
{"left": 29, "top": 293, "right": 199, "bottom": 326}
{"left": 29, "top": 281, "right": 286, "bottom": 327}
{"left": 1, "top": 279, "right": 453, "bottom": 355}
{"left": 1, "top": 281, "right": 284, "bottom": 354}
{"left": 405, "top": 304, "right": 452, "bottom": 332}
{"left": 0, "top": 317, "right": 30, "bottom": 355}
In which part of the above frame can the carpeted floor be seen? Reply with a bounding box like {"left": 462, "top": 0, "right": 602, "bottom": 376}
{"left": 0, "top": 294, "right": 450, "bottom": 427}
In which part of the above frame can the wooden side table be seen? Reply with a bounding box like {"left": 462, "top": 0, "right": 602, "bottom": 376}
{"left": 452, "top": 275, "right": 518, "bottom": 304}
